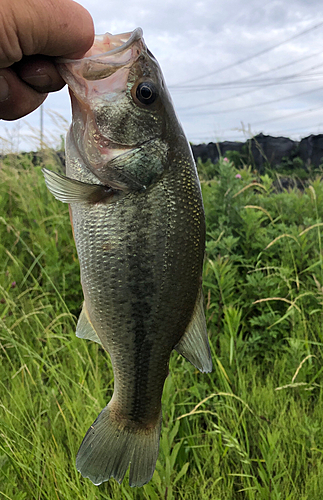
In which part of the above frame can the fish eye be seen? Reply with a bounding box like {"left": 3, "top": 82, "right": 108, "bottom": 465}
{"left": 135, "top": 82, "right": 158, "bottom": 105}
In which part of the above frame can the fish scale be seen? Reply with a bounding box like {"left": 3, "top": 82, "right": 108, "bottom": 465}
{"left": 43, "top": 27, "right": 212, "bottom": 487}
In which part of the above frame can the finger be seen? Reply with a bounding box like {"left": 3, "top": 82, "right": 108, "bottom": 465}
{"left": 14, "top": 56, "right": 65, "bottom": 93}
{"left": 0, "top": 67, "right": 47, "bottom": 120}
{"left": 0, "top": 0, "right": 95, "bottom": 68}
{"left": 16, "top": 0, "right": 95, "bottom": 59}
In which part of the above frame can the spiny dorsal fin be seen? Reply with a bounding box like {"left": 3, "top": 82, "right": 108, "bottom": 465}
{"left": 42, "top": 168, "right": 117, "bottom": 204}
{"left": 175, "top": 288, "right": 212, "bottom": 373}
{"left": 76, "top": 302, "right": 102, "bottom": 345}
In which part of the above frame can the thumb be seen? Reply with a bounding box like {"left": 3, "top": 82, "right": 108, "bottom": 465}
{"left": 1, "top": 0, "right": 94, "bottom": 68}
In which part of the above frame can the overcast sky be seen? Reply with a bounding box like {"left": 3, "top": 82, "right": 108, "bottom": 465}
{"left": 1, "top": 0, "right": 323, "bottom": 152}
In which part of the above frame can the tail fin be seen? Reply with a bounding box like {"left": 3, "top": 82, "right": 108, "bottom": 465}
{"left": 76, "top": 404, "right": 161, "bottom": 487}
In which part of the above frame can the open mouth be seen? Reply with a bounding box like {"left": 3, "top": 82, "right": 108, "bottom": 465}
{"left": 57, "top": 28, "right": 144, "bottom": 81}
{"left": 82, "top": 28, "right": 143, "bottom": 59}
{"left": 56, "top": 28, "right": 150, "bottom": 180}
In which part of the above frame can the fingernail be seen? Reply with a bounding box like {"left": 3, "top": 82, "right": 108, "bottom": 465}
{"left": 0, "top": 76, "right": 9, "bottom": 102}
{"left": 22, "top": 73, "right": 52, "bottom": 90}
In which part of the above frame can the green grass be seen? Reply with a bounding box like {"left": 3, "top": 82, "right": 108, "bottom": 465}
{"left": 1, "top": 153, "right": 323, "bottom": 499}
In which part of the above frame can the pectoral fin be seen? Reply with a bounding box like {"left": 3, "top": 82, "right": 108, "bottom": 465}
{"left": 175, "top": 289, "right": 212, "bottom": 373}
{"left": 76, "top": 302, "right": 102, "bottom": 345}
{"left": 42, "top": 168, "right": 120, "bottom": 204}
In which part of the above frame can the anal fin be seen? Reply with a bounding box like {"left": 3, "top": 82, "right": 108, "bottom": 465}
{"left": 76, "top": 302, "right": 102, "bottom": 345}
{"left": 175, "top": 288, "right": 212, "bottom": 373}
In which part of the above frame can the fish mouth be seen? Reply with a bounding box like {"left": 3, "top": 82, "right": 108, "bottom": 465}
{"left": 56, "top": 28, "right": 151, "bottom": 182}
{"left": 59, "top": 28, "right": 143, "bottom": 62}
{"left": 57, "top": 28, "right": 145, "bottom": 82}
{"left": 56, "top": 27, "right": 147, "bottom": 152}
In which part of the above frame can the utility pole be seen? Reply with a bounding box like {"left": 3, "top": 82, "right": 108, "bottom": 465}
{"left": 40, "top": 104, "right": 44, "bottom": 149}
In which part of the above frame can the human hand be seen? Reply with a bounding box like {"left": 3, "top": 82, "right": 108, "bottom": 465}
{"left": 0, "top": 0, "right": 94, "bottom": 120}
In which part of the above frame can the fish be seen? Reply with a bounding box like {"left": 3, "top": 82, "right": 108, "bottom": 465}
{"left": 42, "top": 27, "right": 212, "bottom": 487}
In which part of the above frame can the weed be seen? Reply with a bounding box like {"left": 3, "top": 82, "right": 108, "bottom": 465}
{"left": 1, "top": 154, "right": 323, "bottom": 498}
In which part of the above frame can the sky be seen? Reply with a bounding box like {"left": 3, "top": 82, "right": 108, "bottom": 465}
{"left": 1, "top": 0, "right": 323, "bottom": 152}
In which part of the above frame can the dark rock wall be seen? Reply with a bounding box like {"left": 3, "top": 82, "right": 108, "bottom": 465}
{"left": 191, "top": 133, "right": 323, "bottom": 170}
{"left": 298, "top": 134, "right": 323, "bottom": 167}
{"left": 192, "top": 141, "right": 245, "bottom": 164}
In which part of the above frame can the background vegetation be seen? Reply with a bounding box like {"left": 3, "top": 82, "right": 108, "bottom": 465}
{"left": 1, "top": 151, "right": 323, "bottom": 499}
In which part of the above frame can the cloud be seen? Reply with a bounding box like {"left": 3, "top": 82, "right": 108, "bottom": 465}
{"left": 2, "top": 0, "right": 323, "bottom": 149}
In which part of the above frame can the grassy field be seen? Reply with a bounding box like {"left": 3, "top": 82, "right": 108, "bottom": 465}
{"left": 1, "top": 152, "right": 323, "bottom": 499}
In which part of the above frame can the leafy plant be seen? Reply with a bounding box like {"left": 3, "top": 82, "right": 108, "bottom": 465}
{"left": 2, "top": 153, "right": 323, "bottom": 499}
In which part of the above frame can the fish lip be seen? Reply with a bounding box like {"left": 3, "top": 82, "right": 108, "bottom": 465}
{"left": 57, "top": 28, "right": 144, "bottom": 64}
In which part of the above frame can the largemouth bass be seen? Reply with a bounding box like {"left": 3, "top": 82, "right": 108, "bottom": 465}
{"left": 43, "top": 27, "right": 212, "bottom": 487}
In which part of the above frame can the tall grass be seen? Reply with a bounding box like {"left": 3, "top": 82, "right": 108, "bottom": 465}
{"left": 1, "top": 153, "right": 323, "bottom": 499}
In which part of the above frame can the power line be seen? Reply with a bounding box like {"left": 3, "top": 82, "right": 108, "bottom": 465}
{"left": 188, "top": 122, "right": 323, "bottom": 144}
{"left": 171, "top": 62, "right": 323, "bottom": 93}
{"left": 180, "top": 86, "right": 323, "bottom": 117}
{"left": 172, "top": 73, "right": 323, "bottom": 93}
{"left": 268, "top": 123, "right": 323, "bottom": 136}
{"left": 251, "top": 102, "right": 323, "bottom": 126}
{"left": 171, "top": 20, "right": 323, "bottom": 87}
{"left": 176, "top": 50, "right": 323, "bottom": 112}
{"left": 186, "top": 105, "right": 323, "bottom": 142}
{"left": 187, "top": 125, "right": 322, "bottom": 143}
